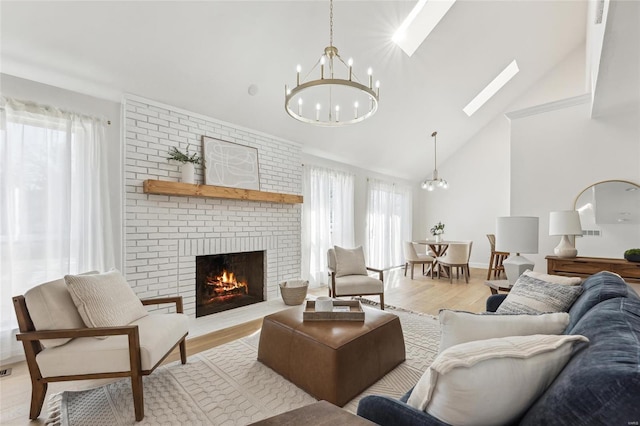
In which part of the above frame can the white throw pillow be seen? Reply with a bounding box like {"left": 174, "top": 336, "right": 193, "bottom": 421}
{"left": 407, "top": 334, "right": 588, "bottom": 426}
{"left": 334, "top": 246, "right": 368, "bottom": 278}
{"left": 65, "top": 270, "right": 148, "bottom": 333}
{"left": 496, "top": 274, "right": 583, "bottom": 314}
{"left": 523, "top": 269, "right": 582, "bottom": 286}
{"left": 24, "top": 272, "right": 97, "bottom": 348}
{"left": 438, "top": 310, "right": 570, "bottom": 352}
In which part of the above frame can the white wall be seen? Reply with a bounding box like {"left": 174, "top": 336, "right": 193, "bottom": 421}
{"left": 417, "top": 44, "right": 596, "bottom": 270}
{"left": 417, "top": 116, "right": 511, "bottom": 267}
{"left": 0, "top": 73, "right": 124, "bottom": 269}
{"left": 510, "top": 100, "right": 640, "bottom": 269}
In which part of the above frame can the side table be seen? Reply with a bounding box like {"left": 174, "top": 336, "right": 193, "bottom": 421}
{"left": 484, "top": 279, "right": 513, "bottom": 295}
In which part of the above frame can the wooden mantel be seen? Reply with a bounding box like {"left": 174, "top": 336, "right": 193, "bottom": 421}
{"left": 143, "top": 180, "right": 303, "bottom": 204}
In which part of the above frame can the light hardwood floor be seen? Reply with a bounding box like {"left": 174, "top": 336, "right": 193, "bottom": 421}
{"left": 0, "top": 266, "right": 495, "bottom": 425}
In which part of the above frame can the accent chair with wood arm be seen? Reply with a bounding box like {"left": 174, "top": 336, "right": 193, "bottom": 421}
{"left": 13, "top": 271, "right": 189, "bottom": 422}
{"left": 327, "top": 246, "right": 385, "bottom": 309}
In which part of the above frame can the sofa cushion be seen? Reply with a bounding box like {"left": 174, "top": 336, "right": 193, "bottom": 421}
{"left": 334, "top": 246, "right": 368, "bottom": 277}
{"left": 439, "top": 310, "right": 570, "bottom": 352}
{"left": 406, "top": 334, "right": 588, "bottom": 426}
{"left": 36, "top": 313, "right": 189, "bottom": 377}
{"left": 521, "top": 297, "right": 640, "bottom": 425}
{"left": 565, "top": 271, "right": 638, "bottom": 332}
{"left": 496, "top": 274, "right": 583, "bottom": 314}
{"left": 65, "top": 270, "right": 148, "bottom": 331}
{"left": 24, "top": 271, "right": 97, "bottom": 348}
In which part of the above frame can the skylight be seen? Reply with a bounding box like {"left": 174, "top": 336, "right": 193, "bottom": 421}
{"left": 392, "top": 0, "right": 457, "bottom": 57}
{"left": 463, "top": 60, "right": 520, "bottom": 117}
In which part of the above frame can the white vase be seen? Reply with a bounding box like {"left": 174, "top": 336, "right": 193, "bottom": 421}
{"left": 435, "top": 234, "right": 442, "bottom": 243}
{"left": 181, "top": 163, "right": 195, "bottom": 184}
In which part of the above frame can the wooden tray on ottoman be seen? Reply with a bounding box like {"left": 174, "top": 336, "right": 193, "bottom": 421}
{"left": 303, "top": 300, "right": 364, "bottom": 321}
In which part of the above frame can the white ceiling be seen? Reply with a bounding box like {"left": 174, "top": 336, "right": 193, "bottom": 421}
{"left": 1, "top": 1, "right": 588, "bottom": 181}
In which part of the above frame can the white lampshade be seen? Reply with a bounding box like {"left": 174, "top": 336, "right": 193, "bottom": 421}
{"left": 549, "top": 210, "right": 582, "bottom": 258}
{"left": 549, "top": 211, "right": 582, "bottom": 236}
{"left": 495, "top": 216, "right": 539, "bottom": 254}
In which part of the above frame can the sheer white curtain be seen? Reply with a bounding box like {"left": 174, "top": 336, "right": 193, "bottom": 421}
{"left": 366, "top": 178, "right": 412, "bottom": 270}
{"left": 0, "top": 97, "right": 114, "bottom": 362}
{"left": 301, "top": 165, "right": 355, "bottom": 287}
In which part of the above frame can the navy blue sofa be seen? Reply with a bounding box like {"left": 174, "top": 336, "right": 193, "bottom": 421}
{"left": 357, "top": 271, "right": 640, "bottom": 425}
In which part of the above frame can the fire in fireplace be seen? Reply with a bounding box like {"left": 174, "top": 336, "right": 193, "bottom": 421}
{"left": 196, "top": 251, "right": 264, "bottom": 317}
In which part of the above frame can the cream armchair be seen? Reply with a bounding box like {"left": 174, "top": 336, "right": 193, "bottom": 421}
{"left": 327, "top": 246, "right": 385, "bottom": 309}
{"left": 13, "top": 271, "right": 189, "bottom": 422}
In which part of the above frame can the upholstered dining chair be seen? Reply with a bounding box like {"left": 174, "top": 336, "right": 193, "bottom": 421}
{"left": 12, "top": 270, "right": 189, "bottom": 422}
{"left": 435, "top": 241, "right": 473, "bottom": 283}
{"left": 327, "top": 246, "right": 385, "bottom": 309}
{"left": 486, "top": 234, "right": 509, "bottom": 279}
{"left": 403, "top": 241, "right": 435, "bottom": 279}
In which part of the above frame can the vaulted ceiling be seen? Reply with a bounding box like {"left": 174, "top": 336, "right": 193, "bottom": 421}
{"left": 1, "top": 1, "right": 589, "bottom": 180}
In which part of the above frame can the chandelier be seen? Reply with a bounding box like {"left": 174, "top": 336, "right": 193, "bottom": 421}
{"left": 421, "top": 131, "right": 448, "bottom": 191}
{"left": 284, "top": 0, "right": 380, "bottom": 126}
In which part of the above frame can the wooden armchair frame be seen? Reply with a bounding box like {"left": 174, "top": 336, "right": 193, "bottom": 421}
{"left": 12, "top": 295, "right": 187, "bottom": 422}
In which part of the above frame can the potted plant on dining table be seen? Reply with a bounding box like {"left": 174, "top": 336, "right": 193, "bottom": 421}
{"left": 430, "top": 222, "right": 445, "bottom": 243}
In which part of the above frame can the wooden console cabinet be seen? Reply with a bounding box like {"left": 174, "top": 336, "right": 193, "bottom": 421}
{"left": 546, "top": 256, "right": 640, "bottom": 283}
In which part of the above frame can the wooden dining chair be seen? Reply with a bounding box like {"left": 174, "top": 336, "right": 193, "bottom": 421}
{"left": 486, "top": 234, "right": 509, "bottom": 279}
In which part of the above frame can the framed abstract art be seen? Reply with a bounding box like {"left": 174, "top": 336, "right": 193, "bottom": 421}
{"left": 202, "top": 136, "right": 260, "bottom": 190}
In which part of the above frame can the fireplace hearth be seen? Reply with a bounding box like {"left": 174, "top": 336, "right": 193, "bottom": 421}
{"left": 196, "top": 251, "right": 264, "bottom": 318}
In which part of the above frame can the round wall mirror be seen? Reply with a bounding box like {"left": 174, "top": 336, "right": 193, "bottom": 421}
{"left": 573, "top": 180, "right": 640, "bottom": 258}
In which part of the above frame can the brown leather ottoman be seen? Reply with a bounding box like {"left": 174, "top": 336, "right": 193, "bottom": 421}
{"left": 257, "top": 305, "right": 405, "bottom": 407}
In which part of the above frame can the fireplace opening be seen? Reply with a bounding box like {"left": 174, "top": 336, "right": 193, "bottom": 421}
{"left": 196, "top": 251, "right": 264, "bottom": 318}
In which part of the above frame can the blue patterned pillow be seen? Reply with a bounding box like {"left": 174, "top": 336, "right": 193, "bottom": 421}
{"left": 496, "top": 274, "right": 583, "bottom": 314}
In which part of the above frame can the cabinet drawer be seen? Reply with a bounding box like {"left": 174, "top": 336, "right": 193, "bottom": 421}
{"left": 551, "top": 259, "right": 606, "bottom": 275}
{"left": 613, "top": 262, "right": 640, "bottom": 279}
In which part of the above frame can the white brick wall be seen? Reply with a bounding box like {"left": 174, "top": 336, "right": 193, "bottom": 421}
{"left": 123, "top": 95, "right": 302, "bottom": 317}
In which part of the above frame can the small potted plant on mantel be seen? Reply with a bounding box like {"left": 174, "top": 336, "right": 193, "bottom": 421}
{"left": 167, "top": 145, "right": 202, "bottom": 184}
{"left": 430, "top": 222, "right": 445, "bottom": 243}
{"left": 624, "top": 248, "right": 640, "bottom": 263}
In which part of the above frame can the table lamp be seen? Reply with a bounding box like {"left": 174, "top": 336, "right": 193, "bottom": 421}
{"left": 549, "top": 210, "right": 582, "bottom": 258}
{"left": 495, "top": 216, "right": 539, "bottom": 285}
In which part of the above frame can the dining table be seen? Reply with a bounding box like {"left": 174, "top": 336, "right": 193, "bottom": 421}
{"left": 412, "top": 240, "right": 455, "bottom": 277}
{"left": 413, "top": 240, "right": 453, "bottom": 257}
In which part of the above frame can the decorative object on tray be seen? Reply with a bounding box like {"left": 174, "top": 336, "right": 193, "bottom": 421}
{"left": 303, "top": 300, "right": 364, "bottom": 321}
{"left": 315, "top": 296, "right": 333, "bottom": 312}
{"left": 279, "top": 280, "right": 309, "bottom": 305}
{"left": 430, "top": 222, "right": 445, "bottom": 243}
{"left": 167, "top": 144, "right": 202, "bottom": 184}
{"left": 624, "top": 248, "right": 640, "bottom": 262}
{"left": 202, "top": 136, "right": 260, "bottom": 190}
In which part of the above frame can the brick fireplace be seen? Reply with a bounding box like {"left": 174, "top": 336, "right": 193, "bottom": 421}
{"left": 123, "top": 95, "right": 302, "bottom": 317}
{"left": 196, "top": 251, "right": 264, "bottom": 317}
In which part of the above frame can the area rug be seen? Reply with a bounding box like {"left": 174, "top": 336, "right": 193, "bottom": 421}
{"left": 46, "top": 308, "right": 440, "bottom": 425}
